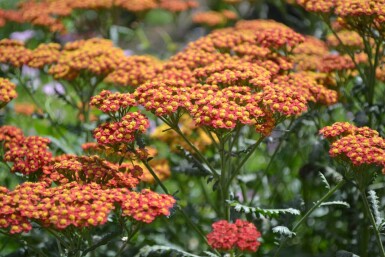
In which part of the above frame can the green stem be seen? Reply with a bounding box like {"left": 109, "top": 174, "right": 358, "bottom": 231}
{"left": 140, "top": 159, "right": 169, "bottom": 194}
{"left": 170, "top": 123, "right": 219, "bottom": 178}
{"left": 273, "top": 179, "right": 346, "bottom": 257}
{"left": 177, "top": 206, "right": 221, "bottom": 255}
{"left": 226, "top": 136, "right": 265, "bottom": 188}
{"left": 293, "top": 179, "right": 345, "bottom": 231}
{"left": 360, "top": 189, "right": 385, "bottom": 257}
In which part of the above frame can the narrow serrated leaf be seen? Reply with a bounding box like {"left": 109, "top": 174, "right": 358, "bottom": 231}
{"left": 368, "top": 190, "right": 383, "bottom": 227}
{"left": 320, "top": 201, "right": 350, "bottom": 208}
{"left": 272, "top": 226, "right": 296, "bottom": 238}
{"left": 135, "top": 245, "right": 202, "bottom": 257}
{"left": 203, "top": 251, "right": 220, "bottom": 257}
{"left": 319, "top": 172, "right": 330, "bottom": 190}
{"left": 227, "top": 200, "right": 300, "bottom": 218}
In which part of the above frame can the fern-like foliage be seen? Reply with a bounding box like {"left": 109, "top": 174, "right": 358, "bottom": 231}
{"left": 368, "top": 190, "right": 384, "bottom": 228}
{"left": 135, "top": 245, "right": 203, "bottom": 257}
{"left": 227, "top": 200, "right": 300, "bottom": 218}
{"left": 272, "top": 226, "right": 296, "bottom": 238}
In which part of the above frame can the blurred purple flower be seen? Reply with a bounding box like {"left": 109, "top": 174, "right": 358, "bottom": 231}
{"left": 10, "top": 30, "right": 35, "bottom": 43}
{"left": 123, "top": 49, "right": 134, "bottom": 56}
{"left": 22, "top": 66, "right": 40, "bottom": 78}
{"left": 43, "top": 81, "right": 65, "bottom": 96}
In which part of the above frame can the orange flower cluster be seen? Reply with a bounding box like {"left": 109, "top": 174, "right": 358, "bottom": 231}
{"left": 296, "top": 0, "right": 385, "bottom": 34}
{"left": 320, "top": 122, "right": 385, "bottom": 168}
{"left": 0, "top": 0, "right": 198, "bottom": 32}
{"left": 48, "top": 38, "right": 125, "bottom": 80}
{"left": 28, "top": 43, "right": 61, "bottom": 69}
{"left": 42, "top": 155, "right": 143, "bottom": 188}
{"left": 192, "top": 10, "right": 237, "bottom": 27}
{"left": 116, "top": 19, "right": 336, "bottom": 135}
{"left": 0, "top": 78, "right": 17, "bottom": 108}
{"left": 90, "top": 90, "right": 136, "bottom": 115}
{"left": 94, "top": 111, "right": 150, "bottom": 146}
{"left": 0, "top": 126, "right": 24, "bottom": 150}
{"left": 0, "top": 182, "right": 42, "bottom": 234}
{"left": 207, "top": 219, "right": 261, "bottom": 252}
{"left": 105, "top": 56, "right": 162, "bottom": 87}
{"left": 319, "top": 54, "right": 356, "bottom": 73}
{"left": 81, "top": 143, "right": 171, "bottom": 183}
{"left": 193, "top": 59, "right": 271, "bottom": 87}
{"left": 158, "top": 0, "right": 199, "bottom": 12}
{"left": 134, "top": 80, "right": 190, "bottom": 116}
{"left": 4, "top": 136, "right": 52, "bottom": 175}
{"left": 119, "top": 188, "right": 175, "bottom": 223}
{"left": 0, "top": 180, "right": 175, "bottom": 232}
{"left": 0, "top": 39, "right": 31, "bottom": 67}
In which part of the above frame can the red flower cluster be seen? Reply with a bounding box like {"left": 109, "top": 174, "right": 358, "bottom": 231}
{"left": 207, "top": 219, "right": 261, "bottom": 252}
{"left": 320, "top": 122, "right": 385, "bottom": 168}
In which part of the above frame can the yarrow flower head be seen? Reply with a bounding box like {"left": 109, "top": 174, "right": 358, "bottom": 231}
{"left": 48, "top": 38, "right": 125, "bottom": 80}
{"left": 207, "top": 219, "right": 261, "bottom": 252}
{"left": 0, "top": 78, "right": 17, "bottom": 108}
{"left": 0, "top": 126, "right": 24, "bottom": 150}
{"left": 90, "top": 90, "right": 137, "bottom": 117}
{"left": 0, "top": 180, "right": 176, "bottom": 232}
{"left": 4, "top": 136, "right": 52, "bottom": 175}
{"left": 320, "top": 122, "right": 385, "bottom": 169}
{"left": 42, "top": 155, "right": 143, "bottom": 188}
{"left": 105, "top": 55, "right": 162, "bottom": 87}
{"left": 27, "top": 43, "right": 61, "bottom": 68}
{"left": 134, "top": 80, "right": 190, "bottom": 117}
{"left": 93, "top": 111, "right": 150, "bottom": 146}
{"left": 192, "top": 10, "right": 237, "bottom": 27}
{"left": 0, "top": 39, "right": 31, "bottom": 67}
